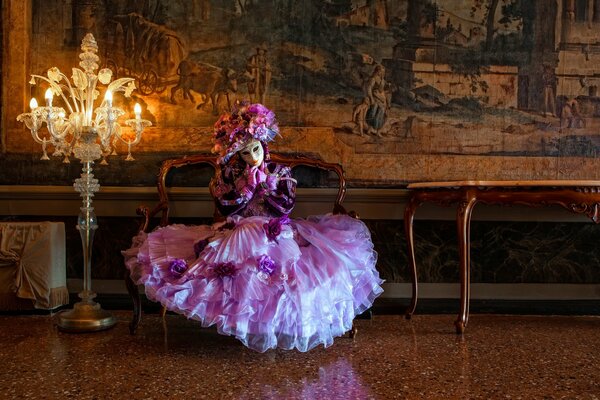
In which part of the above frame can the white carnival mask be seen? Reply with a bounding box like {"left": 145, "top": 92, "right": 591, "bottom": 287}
{"left": 239, "top": 139, "right": 264, "bottom": 167}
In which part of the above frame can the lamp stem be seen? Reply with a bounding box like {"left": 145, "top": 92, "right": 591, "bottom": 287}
{"left": 55, "top": 127, "right": 116, "bottom": 332}
{"left": 78, "top": 160, "right": 97, "bottom": 304}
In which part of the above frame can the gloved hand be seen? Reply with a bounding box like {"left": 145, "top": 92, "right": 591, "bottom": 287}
{"left": 237, "top": 166, "right": 267, "bottom": 200}
{"left": 263, "top": 173, "right": 279, "bottom": 191}
{"left": 246, "top": 166, "right": 267, "bottom": 187}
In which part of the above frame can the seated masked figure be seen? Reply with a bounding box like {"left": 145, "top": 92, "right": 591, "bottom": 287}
{"left": 123, "top": 102, "right": 384, "bottom": 352}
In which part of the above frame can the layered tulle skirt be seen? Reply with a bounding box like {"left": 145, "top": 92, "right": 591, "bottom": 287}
{"left": 123, "top": 214, "right": 383, "bottom": 352}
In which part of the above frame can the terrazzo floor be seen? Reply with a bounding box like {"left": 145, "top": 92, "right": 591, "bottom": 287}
{"left": 1, "top": 311, "right": 599, "bottom": 399}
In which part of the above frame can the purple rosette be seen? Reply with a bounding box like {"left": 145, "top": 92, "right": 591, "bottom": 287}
{"left": 257, "top": 255, "right": 276, "bottom": 275}
{"left": 211, "top": 262, "right": 237, "bottom": 278}
{"left": 169, "top": 258, "right": 188, "bottom": 277}
{"left": 256, "top": 255, "right": 278, "bottom": 283}
{"left": 263, "top": 215, "right": 290, "bottom": 242}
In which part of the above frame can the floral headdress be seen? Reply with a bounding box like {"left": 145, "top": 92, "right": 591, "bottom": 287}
{"left": 212, "top": 101, "right": 279, "bottom": 164}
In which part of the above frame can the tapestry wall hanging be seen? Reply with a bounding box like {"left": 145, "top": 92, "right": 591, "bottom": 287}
{"left": 3, "top": 0, "right": 600, "bottom": 185}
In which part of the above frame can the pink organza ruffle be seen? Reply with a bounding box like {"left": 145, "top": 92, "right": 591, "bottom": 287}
{"left": 123, "top": 214, "right": 383, "bottom": 352}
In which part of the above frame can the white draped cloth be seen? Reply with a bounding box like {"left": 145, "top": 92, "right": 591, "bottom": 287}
{"left": 0, "top": 222, "right": 68, "bottom": 310}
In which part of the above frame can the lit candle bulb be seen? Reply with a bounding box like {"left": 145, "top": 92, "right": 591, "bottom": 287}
{"left": 134, "top": 103, "right": 141, "bottom": 120}
{"left": 44, "top": 89, "right": 53, "bottom": 107}
{"left": 104, "top": 90, "right": 113, "bottom": 107}
{"left": 29, "top": 98, "right": 38, "bottom": 110}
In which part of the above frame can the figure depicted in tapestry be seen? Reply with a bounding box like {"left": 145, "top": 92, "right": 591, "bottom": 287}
{"left": 542, "top": 65, "right": 557, "bottom": 117}
{"left": 245, "top": 46, "right": 271, "bottom": 105}
{"left": 363, "top": 64, "right": 389, "bottom": 137}
{"left": 561, "top": 98, "right": 585, "bottom": 129}
{"left": 123, "top": 102, "right": 384, "bottom": 352}
{"left": 352, "top": 96, "right": 371, "bottom": 136}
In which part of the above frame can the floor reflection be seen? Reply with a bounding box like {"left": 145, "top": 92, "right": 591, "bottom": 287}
{"left": 158, "top": 315, "right": 373, "bottom": 398}
{"left": 235, "top": 358, "right": 371, "bottom": 400}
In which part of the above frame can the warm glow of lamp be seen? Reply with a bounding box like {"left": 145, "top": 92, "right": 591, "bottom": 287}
{"left": 134, "top": 103, "right": 141, "bottom": 119}
{"left": 104, "top": 90, "right": 113, "bottom": 107}
{"left": 15, "top": 33, "right": 153, "bottom": 333}
{"left": 44, "top": 88, "right": 53, "bottom": 106}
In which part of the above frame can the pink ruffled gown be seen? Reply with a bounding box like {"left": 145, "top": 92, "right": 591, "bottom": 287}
{"left": 123, "top": 161, "right": 383, "bottom": 352}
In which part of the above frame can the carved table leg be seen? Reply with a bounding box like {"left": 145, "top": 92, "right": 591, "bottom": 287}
{"left": 404, "top": 194, "right": 421, "bottom": 320}
{"left": 455, "top": 192, "right": 477, "bottom": 334}
{"left": 125, "top": 270, "right": 141, "bottom": 334}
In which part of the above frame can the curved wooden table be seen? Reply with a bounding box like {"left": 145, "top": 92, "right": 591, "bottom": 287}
{"left": 404, "top": 180, "right": 600, "bottom": 333}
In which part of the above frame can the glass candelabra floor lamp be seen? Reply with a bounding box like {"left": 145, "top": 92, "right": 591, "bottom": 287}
{"left": 17, "top": 33, "right": 151, "bottom": 332}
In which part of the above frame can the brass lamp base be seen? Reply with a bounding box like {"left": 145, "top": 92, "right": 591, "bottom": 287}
{"left": 55, "top": 301, "right": 117, "bottom": 333}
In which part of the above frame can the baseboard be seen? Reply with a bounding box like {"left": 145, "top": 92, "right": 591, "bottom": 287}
{"left": 373, "top": 297, "right": 600, "bottom": 316}
{"left": 3, "top": 294, "right": 599, "bottom": 316}
{"left": 73, "top": 294, "right": 600, "bottom": 316}
{"left": 68, "top": 280, "right": 600, "bottom": 301}
{"left": 34, "top": 280, "right": 598, "bottom": 317}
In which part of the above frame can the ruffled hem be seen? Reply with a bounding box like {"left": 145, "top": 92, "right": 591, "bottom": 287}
{"left": 123, "top": 214, "right": 384, "bottom": 352}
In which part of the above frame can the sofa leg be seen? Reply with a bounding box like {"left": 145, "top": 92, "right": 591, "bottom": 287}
{"left": 349, "top": 322, "right": 357, "bottom": 339}
{"left": 125, "top": 270, "right": 141, "bottom": 334}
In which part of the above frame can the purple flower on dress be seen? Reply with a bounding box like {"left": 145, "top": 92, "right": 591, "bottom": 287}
{"left": 212, "top": 262, "right": 237, "bottom": 278}
{"left": 193, "top": 239, "right": 209, "bottom": 257}
{"left": 264, "top": 216, "right": 289, "bottom": 242}
{"left": 169, "top": 258, "right": 188, "bottom": 277}
{"left": 257, "top": 255, "right": 276, "bottom": 276}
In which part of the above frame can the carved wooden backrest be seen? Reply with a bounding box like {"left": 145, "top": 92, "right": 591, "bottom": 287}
{"left": 136, "top": 153, "right": 349, "bottom": 232}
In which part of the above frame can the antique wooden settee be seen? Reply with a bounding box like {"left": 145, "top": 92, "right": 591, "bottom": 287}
{"left": 125, "top": 152, "right": 361, "bottom": 336}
